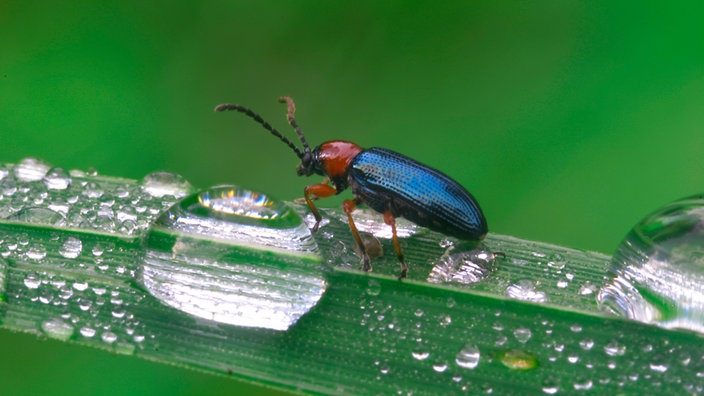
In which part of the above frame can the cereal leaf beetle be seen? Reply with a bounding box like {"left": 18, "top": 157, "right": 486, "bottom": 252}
{"left": 215, "top": 97, "right": 488, "bottom": 279}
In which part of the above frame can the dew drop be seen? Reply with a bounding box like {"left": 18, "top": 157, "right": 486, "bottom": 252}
{"left": 14, "top": 158, "right": 51, "bottom": 182}
{"left": 59, "top": 237, "right": 83, "bottom": 259}
{"left": 23, "top": 272, "right": 41, "bottom": 289}
{"left": 428, "top": 247, "right": 497, "bottom": 285}
{"left": 41, "top": 318, "right": 74, "bottom": 341}
{"left": 366, "top": 279, "right": 381, "bottom": 296}
{"left": 598, "top": 194, "right": 704, "bottom": 333}
{"left": 455, "top": 344, "right": 481, "bottom": 369}
{"left": 140, "top": 171, "right": 193, "bottom": 198}
{"left": 140, "top": 186, "right": 324, "bottom": 331}
{"left": 506, "top": 280, "right": 548, "bottom": 303}
{"left": 101, "top": 331, "right": 118, "bottom": 344}
{"left": 541, "top": 377, "right": 560, "bottom": 394}
{"left": 604, "top": 340, "right": 626, "bottom": 356}
{"left": 513, "top": 328, "right": 532, "bottom": 343}
{"left": 43, "top": 167, "right": 72, "bottom": 190}
{"left": 432, "top": 361, "right": 449, "bottom": 373}
{"left": 25, "top": 245, "right": 47, "bottom": 260}
{"left": 412, "top": 350, "right": 430, "bottom": 361}
{"left": 80, "top": 327, "right": 97, "bottom": 338}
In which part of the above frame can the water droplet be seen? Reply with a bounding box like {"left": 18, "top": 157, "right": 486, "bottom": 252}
{"left": 43, "top": 167, "right": 71, "bottom": 190}
{"left": 506, "top": 280, "right": 548, "bottom": 303}
{"left": 24, "top": 272, "right": 41, "bottom": 289}
{"left": 556, "top": 279, "right": 569, "bottom": 289}
{"left": 82, "top": 182, "right": 104, "bottom": 199}
{"left": 579, "top": 339, "right": 594, "bottom": 350}
{"left": 59, "top": 237, "right": 83, "bottom": 259}
{"left": 73, "top": 281, "right": 89, "bottom": 291}
{"left": 541, "top": 377, "right": 560, "bottom": 394}
{"left": 428, "top": 247, "right": 497, "bottom": 285}
{"left": 80, "top": 327, "right": 96, "bottom": 337}
{"left": 649, "top": 362, "right": 668, "bottom": 373}
{"left": 140, "top": 186, "right": 324, "bottom": 331}
{"left": 101, "top": 331, "right": 117, "bottom": 344}
{"left": 41, "top": 318, "right": 74, "bottom": 341}
{"left": 578, "top": 282, "right": 596, "bottom": 295}
{"left": 412, "top": 349, "right": 430, "bottom": 361}
{"left": 513, "top": 328, "right": 532, "bottom": 343}
{"left": 570, "top": 324, "right": 583, "bottom": 333}
{"left": 604, "top": 340, "right": 626, "bottom": 356}
{"left": 14, "top": 158, "right": 51, "bottom": 182}
{"left": 432, "top": 360, "right": 449, "bottom": 373}
{"left": 572, "top": 377, "right": 593, "bottom": 391}
{"left": 6, "top": 207, "right": 65, "bottom": 226}
{"left": 598, "top": 194, "right": 704, "bottom": 333}
{"left": 496, "top": 349, "right": 538, "bottom": 370}
{"left": 140, "top": 171, "right": 193, "bottom": 198}
{"left": 366, "top": 279, "right": 381, "bottom": 296}
{"left": 455, "top": 344, "right": 480, "bottom": 369}
{"left": 25, "top": 245, "right": 47, "bottom": 260}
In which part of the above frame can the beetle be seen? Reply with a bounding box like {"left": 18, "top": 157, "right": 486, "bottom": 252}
{"left": 215, "top": 97, "right": 488, "bottom": 279}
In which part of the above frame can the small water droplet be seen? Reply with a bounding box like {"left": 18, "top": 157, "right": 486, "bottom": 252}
{"left": 25, "top": 245, "right": 47, "bottom": 260}
{"left": 455, "top": 344, "right": 481, "bottom": 369}
{"left": 80, "top": 327, "right": 97, "bottom": 338}
{"left": 556, "top": 279, "right": 569, "bottom": 289}
{"left": 101, "top": 331, "right": 118, "bottom": 344}
{"left": 541, "top": 377, "right": 560, "bottom": 394}
{"left": 432, "top": 360, "right": 449, "bottom": 373}
{"left": 578, "top": 282, "right": 596, "bottom": 296}
{"left": 506, "top": 280, "right": 548, "bottom": 303}
{"left": 15, "top": 158, "right": 51, "bottom": 182}
{"left": 579, "top": 339, "right": 594, "bottom": 350}
{"left": 570, "top": 324, "right": 583, "bottom": 333}
{"left": 366, "top": 279, "right": 381, "bottom": 296}
{"left": 140, "top": 171, "right": 193, "bottom": 198}
{"left": 73, "top": 281, "right": 89, "bottom": 291}
{"left": 428, "top": 247, "right": 497, "bottom": 285}
{"left": 41, "top": 318, "right": 74, "bottom": 341}
{"left": 59, "top": 237, "right": 83, "bottom": 259}
{"left": 43, "top": 167, "right": 71, "bottom": 190}
{"left": 572, "top": 377, "right": 593, "bottom": 391}
{"left": 82, "top": 182, "right": 104, "bottom": 199}
{"left": 604, "top": 340, "right": 626, "bottom": 356}
{"left": 412, "top": 350, "right": 430, "bottom": 361}
{"left": 24, "top": 272, "right": 42, "bottom": 289}
{"left": 513, "top": 328, "right": 532, "bottom": 343}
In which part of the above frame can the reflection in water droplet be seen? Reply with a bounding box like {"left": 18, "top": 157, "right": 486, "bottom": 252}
{"left": 455, "top": 344, "right": 481, "bottom": 369}
{"left": 598, "top": 194, "right": 704, "bottom": 333}
{"left": 496, "top": 349, "right": 538, "bottom": 370}
{"left": 15, "top": 158, "right": 51, "bottom": 182}
{"left": 140, "top": 171, "right": 193, "bottom": 198}
{"left": 41, "top": 318, "right": 74, "bottom": 341}
{"left": 427, "top": 247, "right": 498, "bottom": 285}
{"left": 141, "top": 186, "right": 324, "bottom": 331}
{"left": 506, "top": 280, "right": 548, "bottom": 303}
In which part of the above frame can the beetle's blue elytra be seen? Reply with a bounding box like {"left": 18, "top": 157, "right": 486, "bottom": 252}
{"left": 215, "top": 97, "right": 488, "bottom": 279}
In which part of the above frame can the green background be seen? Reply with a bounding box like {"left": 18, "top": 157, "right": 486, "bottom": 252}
{"left": 1, "top": 1, "right": 703, "bottom": 395}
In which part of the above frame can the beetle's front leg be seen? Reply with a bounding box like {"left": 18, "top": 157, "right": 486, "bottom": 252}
{"left": 383, "top": 210, "right": 408, "bottom": 279}
{"left": 304, "top": 183, "right": 337, "bottom": 232}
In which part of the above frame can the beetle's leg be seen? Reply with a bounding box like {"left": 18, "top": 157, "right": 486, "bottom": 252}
{"left": 304, "top": 184, "right": 337, "bottom": 232}
{"left": 343, "top": 199, "right": 371, "bottom": 273}
{"left": 383, "top": 210, "right": 408, "bottom": 279}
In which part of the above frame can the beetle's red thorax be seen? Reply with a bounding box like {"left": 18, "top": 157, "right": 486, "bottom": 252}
{"left": 317, "top": 140, "right": 363, "bottom": 179}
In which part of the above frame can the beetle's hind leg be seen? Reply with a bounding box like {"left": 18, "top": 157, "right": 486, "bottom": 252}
{"left": 383, "top": 210, "right": 408, "bottom": 279}
{"left": 343, "top": 199, "right": 372, "bottom": 273}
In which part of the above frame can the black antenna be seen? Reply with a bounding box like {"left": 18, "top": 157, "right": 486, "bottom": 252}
{"left": 278, "top": 96, "right": 311, "bottom": 153}
{"left": 215, "top": 102, "right": 305, "bottom": 159}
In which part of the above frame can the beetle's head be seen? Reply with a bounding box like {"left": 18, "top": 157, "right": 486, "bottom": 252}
{"left": 296, "top": 150, "right": 315, "bottom": 177}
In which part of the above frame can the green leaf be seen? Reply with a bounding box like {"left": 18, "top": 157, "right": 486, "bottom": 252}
{"left": 0, "top": 161, "right": 702, "bottom": 395}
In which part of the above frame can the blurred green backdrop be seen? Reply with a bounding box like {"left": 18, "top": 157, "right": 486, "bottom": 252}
{"left": 1, "top": 1, "right": 703, "bottom": 395}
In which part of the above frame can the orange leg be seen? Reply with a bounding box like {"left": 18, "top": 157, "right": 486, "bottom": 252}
{"left": 304, "top": 184, "right": 337, "bottom": 232}
{"left": 343, "top": 199, "right": 371, "bottom": 272}
{"left": 383, "top": 210, "right": 408, "bottom": 279}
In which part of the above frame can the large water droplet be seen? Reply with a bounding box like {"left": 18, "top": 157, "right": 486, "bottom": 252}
{"left": 140, "top": 171, "right": 193, "bottom": 198}
{"left": 59, "top": 237, "right": 83, "bottom": 259}
{"left": 140, "top": 185, "right": 324, "bottom": 331}
{"left": 598, "top": 194, "right": 704, "bottom": 333}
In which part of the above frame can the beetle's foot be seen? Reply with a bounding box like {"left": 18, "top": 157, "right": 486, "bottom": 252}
{"left": 311, "top": 221, "right": 321, "bottom": 233}
{"left": 362, "top": 253, "right": 372, "bottom": 272}
{"left": 493, "top": 251, "right": 507, "bottom": 259}
{"left": 397, "top": 268, "right": 407, "bottom": 280}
